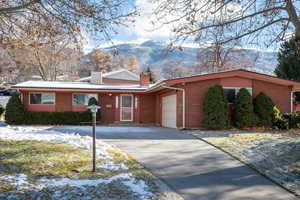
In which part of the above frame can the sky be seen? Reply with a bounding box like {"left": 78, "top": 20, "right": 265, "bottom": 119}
{"left": 82, "top": 0, "right": 183, "bottom": 52}
{"left": 82, "top": 0, "right": 292, "bottom": 53}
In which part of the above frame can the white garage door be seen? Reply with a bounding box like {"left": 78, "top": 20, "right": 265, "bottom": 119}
{"left": 162, "top": 94, "right": 177, "bottom": 128}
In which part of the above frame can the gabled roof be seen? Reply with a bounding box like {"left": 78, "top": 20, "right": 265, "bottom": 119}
{"left": 77, "top": 69, "right": 139, "bottom": 82}
{"left": 12, "top": 69, "right": 300, "bottom": 92}
{"left": 165, "top": 69, "right": 300, "bottom": 87}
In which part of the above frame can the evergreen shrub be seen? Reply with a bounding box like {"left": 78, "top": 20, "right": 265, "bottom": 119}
{"left": 5, "top": 94, "right": 26, "bottom": 124}
{"left": 253, "top": 92, "right": 274, "bottom": 126}
{"left": 202, "top": 85, "right": 230, "bottom": 129}
{"left": 233, "top": 88, "right": 257, "bottom": 128}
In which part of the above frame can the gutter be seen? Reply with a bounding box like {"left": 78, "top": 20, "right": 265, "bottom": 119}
{"left": 161, "top": 84, "right": 186, "bottom": 129}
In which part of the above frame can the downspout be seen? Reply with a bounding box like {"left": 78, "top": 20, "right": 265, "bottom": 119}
{"left": 291, "top": 90, "right": 294, "bottom": 112}
{"left": 161, "top": 84, "right": 186, "bottom": 129}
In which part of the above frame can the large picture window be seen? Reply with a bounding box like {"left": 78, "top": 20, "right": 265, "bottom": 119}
{"left": 224, "top": 88, "right": 252, "bottom": 103}
{"left": 73, "top": 94, "right": 98, "bottom": 105}
{"left": 29, "top": 93, "right": 55, "bottom": 105}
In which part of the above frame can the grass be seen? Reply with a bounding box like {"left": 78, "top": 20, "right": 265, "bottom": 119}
{"left": 201, "top": 132, "right": 300, "bottom": 196}
{"left": 0, "top": 139, "right": 158, "bottom": 194}
{"left": 0, "top": 139, "right": 101, "bottom": 178}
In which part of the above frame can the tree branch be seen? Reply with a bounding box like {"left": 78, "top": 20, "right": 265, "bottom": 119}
{"left": 0, "top": 0, "right": 41, "bottom": 14}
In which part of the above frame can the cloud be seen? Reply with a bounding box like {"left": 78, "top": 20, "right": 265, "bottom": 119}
{"left": 129, "top": 0, "right": 174, "bottom": 38}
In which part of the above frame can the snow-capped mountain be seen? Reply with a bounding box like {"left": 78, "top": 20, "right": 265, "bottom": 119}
{"left": 101, "top": 40, "right": 278, "bottom": 75}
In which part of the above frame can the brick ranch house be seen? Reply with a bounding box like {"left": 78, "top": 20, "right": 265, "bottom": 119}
{"left": 12, "top": 68, "right": 300, "bottom": 129}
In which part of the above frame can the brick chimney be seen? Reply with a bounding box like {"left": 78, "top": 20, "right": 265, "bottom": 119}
{"left": 90, "top": 71, "right": 103, "bottom": 84}
{"left": 140, "top": 72, "right": 150, "bottom": 87}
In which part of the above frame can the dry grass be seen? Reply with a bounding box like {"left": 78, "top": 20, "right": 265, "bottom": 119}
{"left": 0, "top": 139, "right": 158, "bottom": 193}
{"left": 202, "top": 132, "right": 300, "bottom": 196}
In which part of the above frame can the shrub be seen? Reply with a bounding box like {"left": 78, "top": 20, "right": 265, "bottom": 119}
{"left": 24, "top": 111, "right": 91, "bottom": 125}
{"left": 272, "top": 106, "right": 289, "bottom": 129}
{"left": 253, "top": 92, "right": 274, "bottom": 126}
{"left": 87, "top": 97, "right": 101, "bottom": 121}
{"left": 202, "top": 85, "right": 230, "bottom": 129}
{"left": 88, "top": 97, "right": 98, "bottom": 106}
{"left": 5, "top": 94, "right": 26, "bottom": 124}
{"left": 233, "top": 88, "right": 257, "bottom": 128}
{"left": 0, "top": 105, "right": 4, "bottom": 117}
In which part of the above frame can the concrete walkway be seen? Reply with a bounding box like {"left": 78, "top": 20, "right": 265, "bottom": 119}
{"left": 53, "top": 126, "right": 298, "bottom": 200}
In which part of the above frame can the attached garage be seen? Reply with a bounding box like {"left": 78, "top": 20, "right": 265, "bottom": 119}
{"left": 162, "top": 94, "right": 177, "bottom": 128}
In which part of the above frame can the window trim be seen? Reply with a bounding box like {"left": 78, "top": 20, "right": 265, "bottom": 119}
{"left": 29, "top": 92, "right": 56, "bottom": 105}
{"left": 72, "top": 93, "right": 98, "bottom": 106}
{"left": 223, "top": 87, "right": 252, "bottom": 104}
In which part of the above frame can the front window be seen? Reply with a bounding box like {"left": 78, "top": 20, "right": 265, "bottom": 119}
{"left": 73, "top": 94, "right": 98, "bottom": 105}
{"left": 224, "top": 88, "right": 252, "bottom": 103}
{"left": 30, "top": 93, "right": 55, "bottom": 104}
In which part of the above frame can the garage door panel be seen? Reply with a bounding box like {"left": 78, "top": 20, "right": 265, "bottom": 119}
{"left": 162, "top": 94, "right": 177, "bottom": 128}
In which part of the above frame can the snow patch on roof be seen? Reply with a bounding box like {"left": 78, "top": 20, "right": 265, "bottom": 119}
{"left": 13, "top": 81, "right": 148, "bottom": 90}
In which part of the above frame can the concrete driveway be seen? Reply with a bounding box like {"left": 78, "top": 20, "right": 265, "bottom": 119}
{"left": 53, "top": 126, "right": 298, "bottom": 200}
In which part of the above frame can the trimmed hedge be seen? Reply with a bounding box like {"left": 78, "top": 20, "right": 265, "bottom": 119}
{"left": 5, "top": 94, "right": 99, "bottom": 125}
{"left": 24, "top": 111, "right": 91, "bottom": 125}
{"left": 202, "top": 85, "right": 230, "bottom": 129}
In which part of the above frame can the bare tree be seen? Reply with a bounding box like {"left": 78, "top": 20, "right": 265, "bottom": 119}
{"left": 152, "top": 0, "right": 300, "bottom": 47}
{"left": 127, "top": 56, "right": 140, "bottom": 73}
{"left": 0, "top": 0, "right": 136, "bottom": 44}
{"left": 161, "top": 59, "right": 190, "bottom": 79}
{"left": 90, "top": 49, "right": 113, "bottom": 73}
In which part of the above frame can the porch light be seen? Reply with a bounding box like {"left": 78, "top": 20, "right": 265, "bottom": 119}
{"left": 88, "top": 104, "right": 101, "bottom": 113}
{"left": 87, "top": 104, "right": 101, "bottom": 172}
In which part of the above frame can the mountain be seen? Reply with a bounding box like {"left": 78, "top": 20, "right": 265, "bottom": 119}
{"left": 100, "top": 40, "right": 278, "bottom": 76}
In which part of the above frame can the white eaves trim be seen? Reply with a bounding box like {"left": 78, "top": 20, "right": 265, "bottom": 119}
{"left": 12, "top": 80, "right": 165, "bottom": 92}
{"left": 13, "top": 81, "right": 147, "bottom": 91}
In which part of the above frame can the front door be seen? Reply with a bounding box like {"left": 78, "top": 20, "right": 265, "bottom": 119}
{"left": 120, "top": 94, "right": 133, "bottom": 121}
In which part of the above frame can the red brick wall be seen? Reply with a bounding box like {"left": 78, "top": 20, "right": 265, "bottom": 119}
{"left": 252, "top": 80, "right": 292, "bottom": 113}
{"left": 56, "top": 92, "right": 72, "bottom": 112}
{"left": 185, "top": 79, "right": 221, "bottom": 128}
{"left": 139, "top": 94, "right": 156, "bottom": 123}
{"left": 220, "top": 77, "right": 252, "bottom": 88}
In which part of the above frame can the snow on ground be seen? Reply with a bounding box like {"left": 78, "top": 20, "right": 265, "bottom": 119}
{"left": 0, "top": 126, "right": 113, "bottom": 159}
{"left": 185, "top": 130, "right": 300, "bottom": 196}
{"left": 0, "top": 126, "right": 154, "bottom": 200}
{"left": 0, "top": 96, "right": 10, "bottom": 107}
{"left": 97, "top": 161, "right": 129, "bottom": 171}
{"left": 0, "top": 173, "right": 152, "bottom": 199}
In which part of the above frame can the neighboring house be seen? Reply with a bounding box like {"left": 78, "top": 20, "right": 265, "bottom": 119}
{"left": 77, "top": 69, "right": 140, "bottom": 85}
{"left": 12, "top": 69, "right": 300, "bottom": 129}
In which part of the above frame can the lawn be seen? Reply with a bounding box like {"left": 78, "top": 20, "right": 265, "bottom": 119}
{"left": 0, "top": 126, "right": 177, "bottom": 200}
{"left": 186, "top": 130, "right": 300, "bottom": 197}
